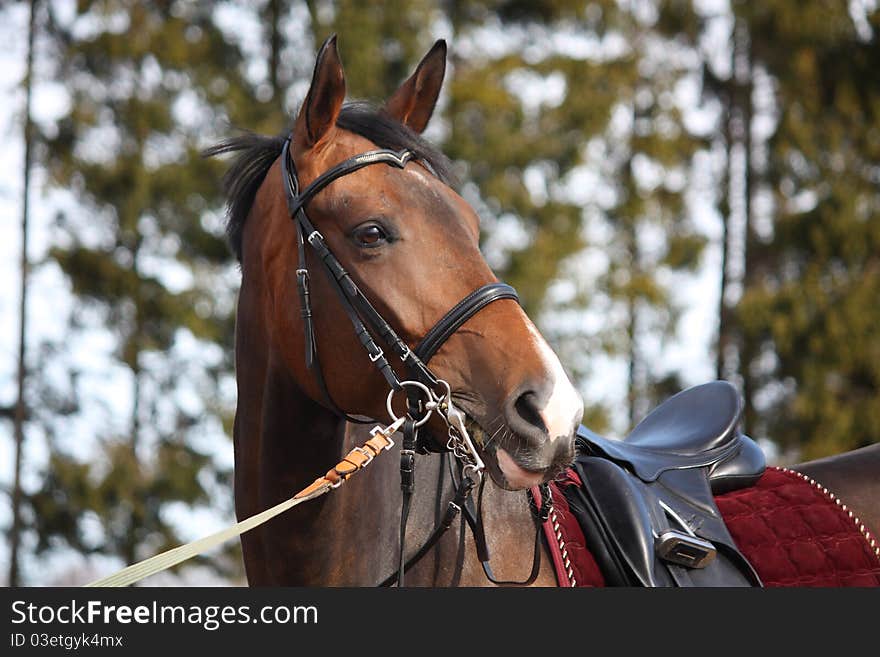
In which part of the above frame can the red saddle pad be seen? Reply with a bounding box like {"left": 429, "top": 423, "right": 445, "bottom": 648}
{"left": 541, "top": 466, "right": 880, "bottom": 587}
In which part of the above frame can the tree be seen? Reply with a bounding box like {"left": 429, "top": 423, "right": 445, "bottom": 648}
{"left": 443, "top": 1, "right": 708, "bottom": 429}
{"left": 7, "top": 0, "right": 40, "bottom": 587}
{"left": 22, "top": 0, "right": 271, "bottom": 583}
{"left": 736, "top": 1, "right": 880, "bottom": 459}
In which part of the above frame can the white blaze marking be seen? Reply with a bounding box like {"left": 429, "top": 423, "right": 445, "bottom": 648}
{"left": 525, "top": 320, "right": 584, "bottom": 441}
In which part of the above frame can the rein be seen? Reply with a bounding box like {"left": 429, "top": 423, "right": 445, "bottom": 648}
{"left": 376, "top": 457, "right": 551, "bottom": 587}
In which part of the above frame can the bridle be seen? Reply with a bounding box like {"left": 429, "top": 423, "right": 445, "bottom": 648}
{"left": 280, "top": 137, "right": 549, "bottom": 586}
{"left": 281, "top": 138, "right": 517, "bottom": 425}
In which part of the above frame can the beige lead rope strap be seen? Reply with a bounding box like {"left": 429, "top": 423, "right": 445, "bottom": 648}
{"left": 85, "top": 418, "right": 402, "bottom": 588}
{"left": 84, "top": 484, "right": 330, "bottom": 587}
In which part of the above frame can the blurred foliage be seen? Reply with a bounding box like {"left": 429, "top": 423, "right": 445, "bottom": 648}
{"left": 735, "top": 1, "right": 880, "bottom": 459}
{"left": 4, "top": 0, "right": 879, "bottom": 584}
{"left": 17, "top": 0, "right": 275, "bottom": 582}
{"left": 441, "top": 1, "right": 708, "bottom": 425}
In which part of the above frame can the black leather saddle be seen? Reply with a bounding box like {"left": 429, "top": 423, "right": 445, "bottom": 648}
{"left": 565, "top": 381, "right": 766, "bottom": 587}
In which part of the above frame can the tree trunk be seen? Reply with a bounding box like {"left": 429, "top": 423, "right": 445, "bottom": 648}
{"left": 266, "top": 0, "right": 282, "bottom": 101}
{"left": 715, "top": 81, "right": 732, "bottom": 381}
{"left": 9, "top": 0, "right": 39, "bottom": 588}
{"left": 626, "top": 292, "right": 639, "bottom": 428}
{"left": 734, "top": 17, "right": 754, "bottom": 432}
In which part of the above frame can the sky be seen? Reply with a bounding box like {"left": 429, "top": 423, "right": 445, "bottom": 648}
{"left": 0, "top": 0, "right": 739, "bottom": 585}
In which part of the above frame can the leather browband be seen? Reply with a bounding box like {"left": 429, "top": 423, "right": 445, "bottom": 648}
{"left": 286, "top": 148, "right": 414, "bottom": 218}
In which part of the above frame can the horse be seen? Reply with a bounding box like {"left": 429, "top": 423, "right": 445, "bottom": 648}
{"left": 208, "top": 36, "right": 880, "bottom": 586}
{"left": 207, "top": 36, "right": 582, "bottom": 586}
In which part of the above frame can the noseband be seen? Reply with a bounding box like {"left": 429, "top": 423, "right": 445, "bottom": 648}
{"left": 280, "top": 138, "right": 518, "bottom": 427}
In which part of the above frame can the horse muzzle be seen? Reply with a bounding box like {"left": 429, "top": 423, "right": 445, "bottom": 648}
{"left": 464, "top": 412, "right": 578, "bottom": 491}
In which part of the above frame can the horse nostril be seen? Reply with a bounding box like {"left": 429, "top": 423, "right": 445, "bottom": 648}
{"left": 513, "top": 391, "right": 548, "bottom": 435}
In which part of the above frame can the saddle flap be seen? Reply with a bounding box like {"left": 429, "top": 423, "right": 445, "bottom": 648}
{"left": 571, "top": 457, "right": 672, "bottom": 587}
{"left": 566, "top": 456, "right": 762, "bottom": 587}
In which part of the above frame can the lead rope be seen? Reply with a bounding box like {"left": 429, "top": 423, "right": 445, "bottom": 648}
{"left": 84, "top": 416, "right": 404, "bottom": 587}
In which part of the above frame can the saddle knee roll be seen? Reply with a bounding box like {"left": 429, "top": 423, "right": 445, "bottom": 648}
{"left": 708, "top": 435, "right": 766, "bottom": 495}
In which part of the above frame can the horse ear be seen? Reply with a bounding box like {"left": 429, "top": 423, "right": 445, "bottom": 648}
{"left": 294, "top": 34, "right": 346, "bottom": 148}
{"left": 383, "top": 39, "right": 446, "bottom": 134}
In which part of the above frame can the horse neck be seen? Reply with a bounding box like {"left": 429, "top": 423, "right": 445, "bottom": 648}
{"left": 232, "top": 264, "right": 553, "bottom": 586}
{"left": 237, "top": 354, "right": 553, "bottom": 585}
{"left": 233, "top": 337, "right": 342, "bottom": 583}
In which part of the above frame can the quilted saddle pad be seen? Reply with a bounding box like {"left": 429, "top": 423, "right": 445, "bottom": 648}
{"left": 542, "top": 466, "right": 880, "bottom": 587}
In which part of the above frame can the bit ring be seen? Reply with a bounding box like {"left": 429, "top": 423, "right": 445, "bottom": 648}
{"left": 386, "top": 381, "right": 436, "bottom": 428}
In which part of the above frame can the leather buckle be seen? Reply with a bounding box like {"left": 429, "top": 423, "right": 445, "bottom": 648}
{"left": 655, "top": 530, "right": 717, "bottom": 569}
{"left": 350, "top": 446, "right": 374, "bottom": 469}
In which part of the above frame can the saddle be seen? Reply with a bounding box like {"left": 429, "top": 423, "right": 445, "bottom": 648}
{"left": 564, "top": 380, "right": 766, "bottom": 587}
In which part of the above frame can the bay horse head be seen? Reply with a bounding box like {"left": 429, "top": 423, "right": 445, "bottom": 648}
{"left": 225, "top": 36, "right": 583, "bottom": 491}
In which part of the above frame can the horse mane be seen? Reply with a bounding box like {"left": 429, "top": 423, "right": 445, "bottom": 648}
{"left": 204, "top": 101, "right": 457, "bottom": 262}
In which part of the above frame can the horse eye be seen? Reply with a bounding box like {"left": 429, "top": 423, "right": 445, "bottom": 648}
{"left": 354, "top": 224, "right": 388, "bottom": 247}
